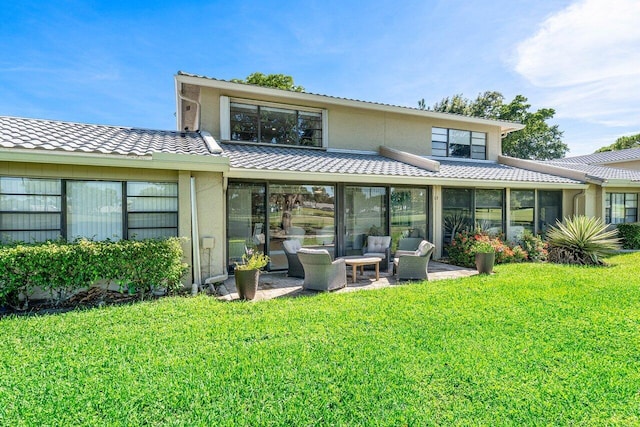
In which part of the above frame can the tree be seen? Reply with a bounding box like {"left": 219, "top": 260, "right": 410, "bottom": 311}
{"left": 231, "top": 72, "right": 304, "bottom": 92}
{"left": 595, "top": 133, "right": 640, "bottom": 152}
{"left": 421, "top": 91, "right": 568, "bottom": 160}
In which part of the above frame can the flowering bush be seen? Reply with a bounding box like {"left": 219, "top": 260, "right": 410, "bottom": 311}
{"left": 516, "top": 230, "right": 548, "bottom": 261}
{"left": 235, "top": 250, "right": 270, "bottom": 271}
{"left": 447, "top": 229, "right": 528, "bottom": 267}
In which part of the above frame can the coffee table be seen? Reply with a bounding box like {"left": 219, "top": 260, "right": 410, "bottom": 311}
{"left": 340, "top": 255, "right": 382, "bottom": 283}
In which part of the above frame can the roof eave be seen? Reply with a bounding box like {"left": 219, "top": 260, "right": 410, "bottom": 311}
{"left": 175, "top": 72, "right": 524, "bottom": 133}
{"left": 226, "top": 167, "right": 586, "bottom": 188}
{"left": 0, "top": 148, "right": 229, "bottom": 172}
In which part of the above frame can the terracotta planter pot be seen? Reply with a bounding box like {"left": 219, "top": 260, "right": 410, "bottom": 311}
{"left": 235, "top": 269, "right": 260, "bottom": 300}
{"left": 475, "top": 252, "right": 495, "bottom": 274}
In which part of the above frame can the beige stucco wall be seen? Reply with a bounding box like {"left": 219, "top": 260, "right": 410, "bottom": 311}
{"left": 603, "top": 160, "right": 640, "bottom": 171}
{"left": 192, "top": 171, "right": 226, "bottom": 283}
{"left": 192, "top": 85, "right": 505, "bottom": 160}
{"left": 0, "top": 162, "right": 231, "bottom": 288}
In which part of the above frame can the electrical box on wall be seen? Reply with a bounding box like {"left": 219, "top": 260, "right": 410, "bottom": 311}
{"left": 201, "top": 237, "right": 214, "bottom": 249}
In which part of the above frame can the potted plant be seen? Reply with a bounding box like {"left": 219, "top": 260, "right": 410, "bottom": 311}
{"left": 234, "top": 250, "right": 270, "bottom": 300}
{"left": 471, "top": 241, "right": 495, "bottom": 274}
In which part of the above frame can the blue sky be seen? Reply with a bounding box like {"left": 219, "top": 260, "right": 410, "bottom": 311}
{"left": 1, "top": 0, "right": 638, "bottom": 155}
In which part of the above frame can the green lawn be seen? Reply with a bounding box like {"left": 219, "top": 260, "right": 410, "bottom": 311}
{"left": 1, "top": 254, "right": 640, "bottom": 426}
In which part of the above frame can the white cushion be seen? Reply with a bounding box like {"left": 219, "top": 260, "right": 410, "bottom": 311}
{"left": 415, "top": 240, "right": 434, "bottom": 256}
{"left": 283, "top": 239, "right": 302, "bottom": 253}
{"left": 298, "top": 248, "right": 330, "bottom": 256}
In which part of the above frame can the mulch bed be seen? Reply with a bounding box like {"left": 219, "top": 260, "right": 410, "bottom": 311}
{"left": 0, "top": 287, "right": 168, "bottom": 318}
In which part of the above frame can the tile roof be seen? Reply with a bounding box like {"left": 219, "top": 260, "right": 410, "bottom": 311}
{"left": 542, "top": 161, "right": 640, "bottom": 182}
{"left": 0, "top": 116, "right": 212, "bottom": 156}
{"left": 550, "top": 148, "right": 640, "bottom": 165}
{"left": 221, "top": 143, "right": 582, "bottom": 184}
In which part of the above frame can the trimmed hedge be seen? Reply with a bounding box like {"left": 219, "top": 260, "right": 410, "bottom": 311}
{"left": 617, "top": 223, "right": 640, "bottom": 249}
{"left": 0, "top": 238, "right": 188, "bottom": 307}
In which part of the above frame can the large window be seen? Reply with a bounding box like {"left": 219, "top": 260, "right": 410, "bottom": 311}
{"left": 538, "top": 190, "right": 562, "bottom": 233}
{"left": 0, "top": 177, "right": 62, "bottom": 244}
{"left": 432, "top": 127, "right": 486, "bottom": 160}
{"left": 67, "top": 181, "right": 123, "bottom": 241}
{"left": 268, "top": 184, "right": 335, "bottom": 269}
{"left": 227, "top": 183, "right": 266, "bottom": 271}
{"left": 230, "top": 102, "right": 323, "bottom": 147}
{"left": 345, "top": 186, "right": 388, "bottom": 256}
{"left": 606, "top": 193, "right": 638, "bottom": 224}
{"left": 475, "top": 189, "right": 504, "bottom": 233}
{"left": 510, "top": 190, "right": 535, "bottom": 239}
{"left": 0, "top": 177, "right": 177, "bottom": 244}
{"left": 390, "top": 187, "right": 428, "bottom": 252}
{"left": 126, "top": 182, "right": 179, "bottom": 239}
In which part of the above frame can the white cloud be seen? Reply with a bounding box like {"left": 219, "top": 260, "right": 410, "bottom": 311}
{"left": 514, "top": 0, "right": 640, "bottom": 127}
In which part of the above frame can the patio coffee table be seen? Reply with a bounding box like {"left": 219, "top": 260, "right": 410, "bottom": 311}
{"left": 340, "top": 255, "right": 382, "bottom": 283}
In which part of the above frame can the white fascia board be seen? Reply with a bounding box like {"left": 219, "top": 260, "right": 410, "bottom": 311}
{"left": 175, "top": 74, "right": 524, "bottom": 133}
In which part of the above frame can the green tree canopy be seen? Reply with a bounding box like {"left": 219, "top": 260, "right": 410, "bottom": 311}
{"left": 231, "top": 72, "right": 304, "bottom": 92}
{"left": 421, "top": 91, "right": 568, "bottom": 160}
{"left": 595, "top": 133, "right": 640, "bottom": 152}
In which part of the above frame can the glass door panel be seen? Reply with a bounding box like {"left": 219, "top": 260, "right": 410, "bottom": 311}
{"left": 344, "top": 186, "right": 387, "bottom": 256}
{"left": 268, "top": 184, "right": 335, "bottom": 270}
{"left": 227, "top": 182, "right": 266, "bottom": 272}
{"left": 390, "top": 187, "right": 427, "bottom": 253}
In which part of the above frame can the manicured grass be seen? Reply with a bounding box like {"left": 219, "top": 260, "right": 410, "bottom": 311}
{"left": 1, "top": 254, "right": 640, "bottom": 425}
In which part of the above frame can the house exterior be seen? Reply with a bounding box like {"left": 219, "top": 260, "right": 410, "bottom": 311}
{"left": 1, "top": 71, "right": 639, "bottom": 286}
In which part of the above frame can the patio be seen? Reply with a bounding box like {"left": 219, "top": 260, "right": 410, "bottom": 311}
{"left": 213, "top": 261, "right": 477, "bottom": 301}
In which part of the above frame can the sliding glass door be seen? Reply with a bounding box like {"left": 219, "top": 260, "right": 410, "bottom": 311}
{"left": 227, "top": 183, "right": 266, "bottom": 272}
{"left": 268, "top": 184, "right": 335, "bottom": 269}
{"left": 344, "top": 186, "right": 387, "bottom": 255}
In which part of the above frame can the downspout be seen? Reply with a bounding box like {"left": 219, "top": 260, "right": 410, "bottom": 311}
{"left": 177, "top": 88, "right": 201, "bottom": 131}
{"left": 573, "top": 190, "right": 585, "bottom": 215}
{"left": 191, "top": 177, "right": 202, "bottom": 294}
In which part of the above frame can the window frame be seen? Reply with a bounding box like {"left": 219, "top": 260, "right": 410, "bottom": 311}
{"left": 0, "top": 177, "right": 63, "bottom": 244}
{"left": 221, "top": 96, "right": 327, "bottom": 148}
{"left": 431, "top": 127, "right": 487, "bottom": 160}
{"left": 1, "top": 177, "right": 179, "bottom": 244}
{"left": 605, "top": 192, "right": 638, "bottom": 224}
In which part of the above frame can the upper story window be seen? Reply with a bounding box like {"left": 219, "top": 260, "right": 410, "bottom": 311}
{"left": 432, "top": 127, "right": 486, "bottom": 160}
{"left": 229, "top": 101, "right": 323, "bottom": 147}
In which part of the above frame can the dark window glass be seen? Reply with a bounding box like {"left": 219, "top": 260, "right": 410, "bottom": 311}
{"left": 230, "top": 102, "right": 322, "bottom": 147}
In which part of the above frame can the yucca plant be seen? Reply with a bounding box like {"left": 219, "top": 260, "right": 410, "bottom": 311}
{"left": 546, "top": 215, "right": 621, "bottom": 265}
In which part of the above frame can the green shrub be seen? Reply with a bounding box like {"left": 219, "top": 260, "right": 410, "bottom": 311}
{"left": 516, "top": 230, "right": 548, "bottom": 261}
{"left": 447, "top": 230, "right": 517, "bottom": 267}
{"left": 0, "top": 238, "right": 188, "bottom": 307}
{"left": 616, "top": 223, "right": 640, "bottom": 249}
{"left": 546, "top": 216, "right": 621, "bottom": 265}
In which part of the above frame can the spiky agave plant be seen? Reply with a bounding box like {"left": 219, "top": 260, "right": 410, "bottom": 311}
{"left": 546, "top": 215, "right": 621, "bottom": 265}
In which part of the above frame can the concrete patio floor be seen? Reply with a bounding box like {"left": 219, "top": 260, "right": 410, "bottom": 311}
{"left": 213, "top": 261, "right": 478, "bottom": 301}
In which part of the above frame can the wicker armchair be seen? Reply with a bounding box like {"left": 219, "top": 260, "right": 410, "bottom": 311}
{"left": 297, "top": 248, "right": 347, "bottom": 292}
{"left": 394, "top": 240, "right": 435, "bottom": 281}
{"left": 282, "top": 239, "right": 305, "bottom": 278}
